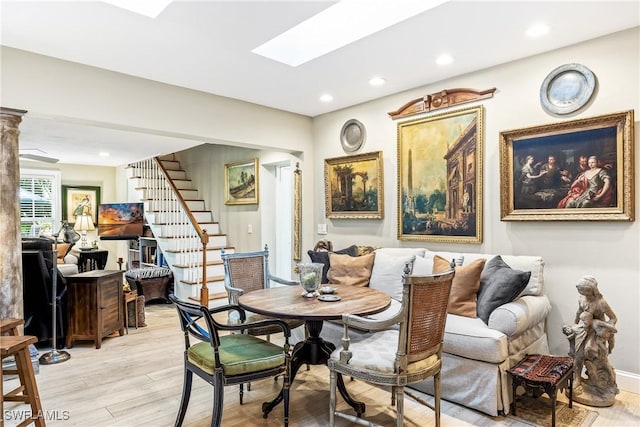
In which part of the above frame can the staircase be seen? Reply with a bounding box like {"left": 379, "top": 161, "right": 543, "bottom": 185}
{"left": 127, "top": 154, "right": 234, "bottom": 304}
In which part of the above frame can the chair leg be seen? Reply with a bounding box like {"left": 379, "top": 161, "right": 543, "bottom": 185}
{"left": 239, "top": 383, "right": 244, "bottom": 404}
{"left": 391, "top": 386, "right": 396, "bottom": 406}
{"left": 329, "top": 370, "right": 337, "bottom": 427}
{"left": 283, "top": 371, "right": 290, "bottom": 427}
{"left": 434, "top": 372, "right": 441, "bottom": 427}
{"left": 212, "top": 373, "right": 224, "bottom": 427}
{"left": 395, "top": 386, "right": 404, "bottom": 427}
{"left": 175, "top": 368, "right": 193, "bottom": 427}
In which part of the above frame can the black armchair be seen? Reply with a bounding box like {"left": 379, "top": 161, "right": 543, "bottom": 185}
{"left": 21, "top": 238, "right": 68, "bottom": 346}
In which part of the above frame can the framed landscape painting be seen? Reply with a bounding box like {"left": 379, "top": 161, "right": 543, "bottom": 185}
{"left": 324, "top": 151, "right": 384, "bottom": 219}
{"left": 397, "top": 106, "right": 483, "bottom": 243}
{"left": 499, "top": 110, "right": 634, "bottom": 221}
{"left": 62, "top": 185, "right": 101, "bottom": 224}
{"left": 225, "top": 158, "right": 259, "bottom": 205}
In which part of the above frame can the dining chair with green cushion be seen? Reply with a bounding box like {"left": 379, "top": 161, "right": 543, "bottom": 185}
{"left": 327, "top": 269, "right": 455, "bottom": 427}
{"left": 169, "top": 294, "right": 292, "bottom": 427}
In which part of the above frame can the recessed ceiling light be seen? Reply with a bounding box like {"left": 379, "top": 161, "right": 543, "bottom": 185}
{"left": 98, "top": 152, "right": 110, "bottom": 157}
{"left": 253, "top": 0, "right": 450, "bottom": 66}
{"left": 102, "top": 0, "right": 173, "bottom": 19}
{"left": 436, "top": 54, "right": 454, "bottom": 66}
{"left": 526, "top": 22, "right": 550, "bottom": 38}
{"left": 320, "top": 94, "right": 334, "bottom": 103}
{"left": 369, "top": 77, "right": 386, "bottom": 86}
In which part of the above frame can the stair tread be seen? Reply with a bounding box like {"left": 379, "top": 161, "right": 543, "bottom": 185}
{"left": 180, "top": 275, "right": 225, "bottom": 285}
{"left": 187, "top": 293, "right": 227, "bottom": 303}
{"left": 172, "top": 260, "right": 223, "bottom": 268}
{"left": 164, "top": 246, "right": 234, "bottom": 253}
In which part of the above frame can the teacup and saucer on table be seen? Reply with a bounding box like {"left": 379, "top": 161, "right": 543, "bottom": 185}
{"left": 318, "top": 286, "right": 340, "bottom": 301}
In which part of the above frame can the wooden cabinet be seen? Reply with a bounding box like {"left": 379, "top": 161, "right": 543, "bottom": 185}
{"left": 66, "top": 270, "right": 124, "bottom": 349}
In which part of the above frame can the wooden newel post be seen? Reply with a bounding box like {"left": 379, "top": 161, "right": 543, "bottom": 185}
{"left": 199, "top": 231, "right": 209, "bottom": 306}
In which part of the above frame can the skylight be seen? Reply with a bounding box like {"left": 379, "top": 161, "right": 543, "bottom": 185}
{"left": 102, "top": 0, "right": 173, "bottom": 19}
{"left": 252, "top": 0, "right": 449, "bottom": 67}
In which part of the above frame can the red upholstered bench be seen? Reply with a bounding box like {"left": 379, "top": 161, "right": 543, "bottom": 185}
{"left": 508, "top": 354, "right": 574, "bottom": 427}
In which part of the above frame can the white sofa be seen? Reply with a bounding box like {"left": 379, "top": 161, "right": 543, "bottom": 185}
{"left": 293, "top": 247, "right": 551, "bottom": 416}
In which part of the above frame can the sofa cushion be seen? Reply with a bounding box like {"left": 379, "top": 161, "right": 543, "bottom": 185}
{"left": 433, "top": 255, "right": 485, "bottom": 318}
{"left": 443, "top": 314, "right": 509, "bottom": 364}
{"left": 327, "top": 252, "right": 374, "bottom": 287}
{"left": 374, "top": 247, "right": 427, "bottom": 258}
{"left": 55, "top": 243, "right": 73, "bottom": 263}
{"left": 424, "top": 250, "right": 544, "bottom": 296}
{"left": 369, "top": 250, "right": 416, "bottom": 301}
{"left": 476, "top": 256, "right": 531, "bottom": 324}
{"left": 308, "top": 245, "right": 358, "bottom": 284}
{"left": 411, "top": 255, "right": 433, "bottom": 275}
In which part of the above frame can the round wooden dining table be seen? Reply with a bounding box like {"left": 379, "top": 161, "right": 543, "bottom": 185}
{"left": 238, "top": 284, "right": 391, "bottom": 418}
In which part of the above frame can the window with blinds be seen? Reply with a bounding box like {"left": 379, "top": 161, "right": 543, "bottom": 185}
{"left": 19, "top": 168, "right": 61, "bottom": 236}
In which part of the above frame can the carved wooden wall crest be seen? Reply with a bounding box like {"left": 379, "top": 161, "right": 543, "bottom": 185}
{"left": 388, "top": 87, "right": 496, "bottom": 120}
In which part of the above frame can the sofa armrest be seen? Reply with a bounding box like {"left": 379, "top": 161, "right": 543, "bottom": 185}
{"left": 63, "top": 253, "right": 78, "bottom": 264}
{"left": 488, "top": 294, "right": 551, "bottom": 337}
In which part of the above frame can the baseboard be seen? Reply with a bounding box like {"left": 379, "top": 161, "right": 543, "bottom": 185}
{"left": 616, "top": 369, "right": 640, "bottom": 395}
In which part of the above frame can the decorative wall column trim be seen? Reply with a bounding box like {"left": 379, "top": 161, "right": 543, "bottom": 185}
{"left": 1, "top": 107, "right": 27, "bottom": 319}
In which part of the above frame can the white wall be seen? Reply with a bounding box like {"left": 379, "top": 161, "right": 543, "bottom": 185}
{"left": 312, "top": 28, "right": 640, "bottom": 384}
{"left": 176, "top": 144, "right": 306, "bottom": 265}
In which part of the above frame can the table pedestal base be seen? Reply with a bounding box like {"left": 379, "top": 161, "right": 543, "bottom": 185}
{"left": 261, "top": 320, "right": 365, "bottom": 418}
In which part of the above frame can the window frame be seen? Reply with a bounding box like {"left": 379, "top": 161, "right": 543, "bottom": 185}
{"left": 19, "top": 167, "right": 61, "bottom": 237}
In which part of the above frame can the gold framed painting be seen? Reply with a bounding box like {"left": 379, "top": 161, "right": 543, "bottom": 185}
{"left": 324, "top": 151, "right": 384, "bottom": 219}
{"left": 499, "top": 110, "right": 634, "bottom": 221}
{"left": 225, "top": 158, "right": 259, "bottom": 205}
{"left": 62, "top": 185, "right": 101, "bottom": 225}
{"left": 397, "top": 106, "right": 483, "bottom": 243}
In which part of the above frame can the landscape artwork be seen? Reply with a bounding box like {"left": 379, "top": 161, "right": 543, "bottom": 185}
{"left": 324, "top": 151, "right": 384, "bottom": 219}
{"left": 97, "top": 202, "right": 144, "bottom": 237}
{"left": 397, "top": 106, "right": 483, "bottom": 243}
{"left": 225, "top": 158, "right": 259, "bottom": 205}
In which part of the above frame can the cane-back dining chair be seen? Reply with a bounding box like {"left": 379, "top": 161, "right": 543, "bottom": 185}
{"left": 328, "top": 269, "right": 455, "bottom": 427}
{"left": 222, "top": 245, "right": 305, "bottom": 337}
{"left": 169, "top": 294, "right": 292, "bottom": 427}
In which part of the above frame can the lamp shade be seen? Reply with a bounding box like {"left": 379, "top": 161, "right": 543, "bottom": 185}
{"left": 74, "top": 214, "right": 95, "bottom": 232}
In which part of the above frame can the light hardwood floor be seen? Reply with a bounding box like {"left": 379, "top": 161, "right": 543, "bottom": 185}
{"left": 3, "top": 304, "right": 639, "bottom": 426}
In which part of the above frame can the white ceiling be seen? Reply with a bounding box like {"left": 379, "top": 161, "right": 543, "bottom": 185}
{"left": 3, "top": 0, "right": 639, "bottom": 167}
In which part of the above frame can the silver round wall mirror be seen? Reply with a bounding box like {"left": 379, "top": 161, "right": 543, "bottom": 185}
{"left": 540, "top": 63, "right": 596, "bottom": 115}
{"left": 340, "top": 119, "right": 366, "bottom": 153}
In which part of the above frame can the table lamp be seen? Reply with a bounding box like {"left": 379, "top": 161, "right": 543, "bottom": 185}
{"left": 74, "top": 214, "right": 95, "bottom": 250}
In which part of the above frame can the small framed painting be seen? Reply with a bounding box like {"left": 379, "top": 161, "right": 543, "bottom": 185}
{"left": 324, "top": 151, "right": 384, "bottom": 219}
{"left": 62, "top": 185, "right": 101, "bottom": 224}
{"left": 499, "top": 110, "right": 634, "bottom": 221}
{"left": 225, "top": 158, "right": 259, "bottom": 205}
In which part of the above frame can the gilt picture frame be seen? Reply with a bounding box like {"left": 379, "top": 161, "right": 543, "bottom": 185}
{"left": 499, "top": 110, "right": 635, "bottom": 221}
{"left": 225, "top": 158, "right": 259, "bottom": 205}
{"left": 397, "top": 106, "right": 483, "bottom": 243}
{"left": 324, "top": 151, "right": 384, "bottom": 219}
{"left": 62, "top": 185, "right": 101, "bottom": 225}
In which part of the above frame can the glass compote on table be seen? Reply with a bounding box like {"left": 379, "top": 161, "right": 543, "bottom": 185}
{"left": 297, "top": 262, "right": 324, "bottom": 297}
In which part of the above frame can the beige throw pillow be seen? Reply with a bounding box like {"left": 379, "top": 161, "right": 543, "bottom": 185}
{"left": 327, "top": 252, "right": 375, "bottom": 287}
{"left": 433, "top": 254, "right": 485, "bottom": 317}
